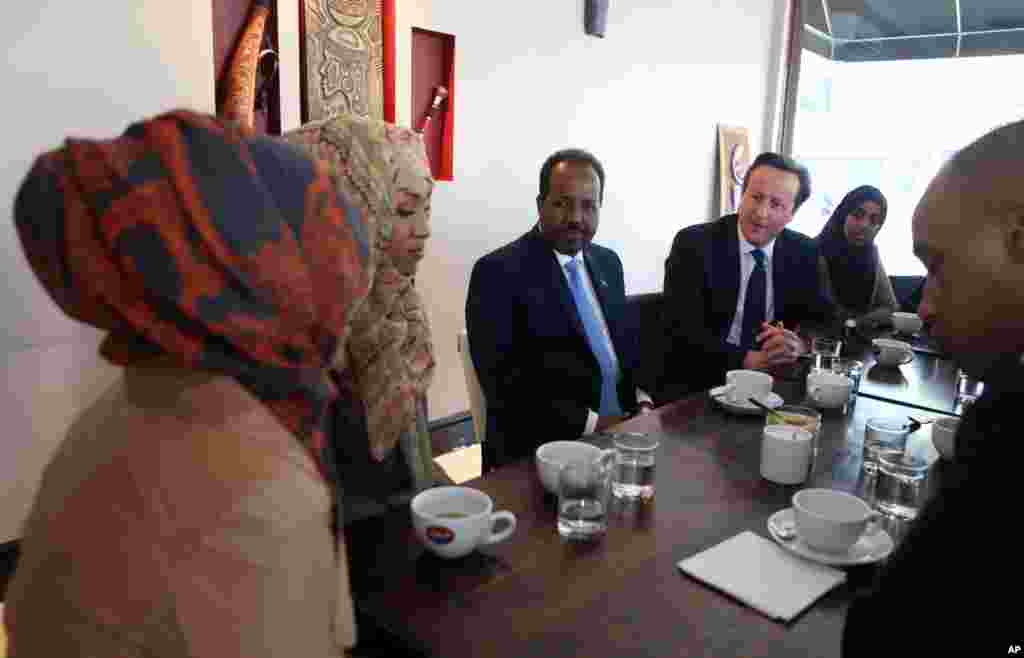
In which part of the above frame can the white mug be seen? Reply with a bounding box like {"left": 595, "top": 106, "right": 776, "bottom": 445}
{"left": 725, "top": 370, "right": 773, "bottom": 405}
{"left": 760, "top": 425, "right": 813, "bottom": 485}
{"left": 411, "top": 486, "right": 517, "bottom": 559}
{"left": 806, "top": 370, "right": 854, "bottom": 409}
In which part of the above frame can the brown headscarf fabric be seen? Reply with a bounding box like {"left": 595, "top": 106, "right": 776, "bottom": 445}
{"left": 284, "top": 117, "right": 436, "bottom": 484}
{"left": 13, "top": 110, "right": 373, "bottom": 480}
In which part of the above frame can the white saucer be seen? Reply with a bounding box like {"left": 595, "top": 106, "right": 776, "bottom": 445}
{"left": 767, "top": 508, "right": 894, "bottom": 567}
{"left": 709, "top": 386, "right": 784, "bottom": 416}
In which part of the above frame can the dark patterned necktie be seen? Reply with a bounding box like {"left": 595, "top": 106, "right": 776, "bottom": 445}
{"left": 741, "top": 249, "right": 767, "bottom": 349}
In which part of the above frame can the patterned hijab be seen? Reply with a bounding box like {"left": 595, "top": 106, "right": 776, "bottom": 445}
{"left": 12, "top": 110, "right": 373, "bottom": 481}
{"left": 816, "top": 185, "right": 888, "bottom": 313}
{"left": 284, "top": 116, "right": 436, "bottom": 473}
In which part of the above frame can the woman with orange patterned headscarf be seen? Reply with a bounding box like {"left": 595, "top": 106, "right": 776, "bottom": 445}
{"left": 284, "top": 115, "right": 444, "bottom": 525}
{"left": 5, "top": 110, "right": 371, "bottom": 656}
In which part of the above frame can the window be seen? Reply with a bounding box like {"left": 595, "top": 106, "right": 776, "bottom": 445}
{"left": 785, "top": 1, "right": 1024, "bottom": 275}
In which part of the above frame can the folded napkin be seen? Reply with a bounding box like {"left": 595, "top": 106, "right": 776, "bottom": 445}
{"left": 677, "top": 531, "right": 846, "bottom": 622}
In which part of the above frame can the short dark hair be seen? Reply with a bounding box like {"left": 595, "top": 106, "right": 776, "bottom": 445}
{"left": 538, "top": 148, "right": 606, "bottom": 205}
{"left": 743, "top": 152, "right": 812, "bottom": 211}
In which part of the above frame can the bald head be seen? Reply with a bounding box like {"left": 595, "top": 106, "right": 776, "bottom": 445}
{"left": 912, "top": 119, "right": 1024, "bottom": 377}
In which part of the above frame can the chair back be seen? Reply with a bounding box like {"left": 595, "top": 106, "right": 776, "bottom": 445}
{"left": 625, "top": 291, "right": 665, "bottom": 397}
{"left": 457, "top": 330, "right": 487, "bottom": 444}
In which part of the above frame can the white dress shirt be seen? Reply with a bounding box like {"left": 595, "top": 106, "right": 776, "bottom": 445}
{"left": 726, "top": 222, "right": 777, "bottom": 347}
{"left": 555, "top": 250, "right": 651, "bottom": 434}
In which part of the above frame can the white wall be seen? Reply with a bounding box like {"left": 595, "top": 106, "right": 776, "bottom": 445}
{"left": 0, "top": 1, "right": 215, "bottom": 541}
{"left": 387, "top": 0, "right": 788, "bottom": 420}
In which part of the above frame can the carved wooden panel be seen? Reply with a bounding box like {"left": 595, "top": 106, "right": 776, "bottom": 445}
{"left": 301, "top": 0, "right": 385, "bottom": 121}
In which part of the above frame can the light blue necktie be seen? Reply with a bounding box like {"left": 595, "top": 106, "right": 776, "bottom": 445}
{"left": 565, "top": 259, "right": 623, "bottom": 416}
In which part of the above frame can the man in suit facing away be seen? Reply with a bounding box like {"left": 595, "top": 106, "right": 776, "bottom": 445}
{"left": 659, "top": 152, "right": 834, "bottom": 401}
{"left": 466, "top": 149, "right": 652, "bottom": 472}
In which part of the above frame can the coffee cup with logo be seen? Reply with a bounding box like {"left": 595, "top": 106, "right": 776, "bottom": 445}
{"left": 411, "top": 486, "right": 516, "bottom": 559}
{"left": 792, "top": 488, "right": 880, "bottom": 554}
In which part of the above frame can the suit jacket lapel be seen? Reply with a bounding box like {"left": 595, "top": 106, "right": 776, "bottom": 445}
{"left": 714, "top": 216, "right": 742, "bottom": 336}
{"left": 772, "top": 231, "right": 787, "bottom": 319}
{"left": 584, "top": 249, "right": 620, "bottom": 350}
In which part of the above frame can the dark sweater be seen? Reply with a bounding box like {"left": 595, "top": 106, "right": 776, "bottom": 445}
{"left": 842, "top": 353, "right": 1024, "bottom": 655}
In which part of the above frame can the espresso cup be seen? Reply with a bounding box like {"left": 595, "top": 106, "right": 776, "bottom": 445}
{"left": 792, "top": 488, "right": 879, "bottom": 554}
{"left": 725, "top": 369, "right": 773, "bottom": 404}
{"left": 411, "top": 487, "right": 517, "bottom": 559}
{"left": 806, "top": 370, "right": 854, "bottom": 409}
{"left": 873, "top": 338, "right": 912, "bottom": 367}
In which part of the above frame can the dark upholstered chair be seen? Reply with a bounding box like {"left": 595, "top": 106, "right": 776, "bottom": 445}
{"left": 890, "top": 275, "right": 926, "bottom": 313}
{"left": 625, "top": 291, "right": 665, "bottom": 403}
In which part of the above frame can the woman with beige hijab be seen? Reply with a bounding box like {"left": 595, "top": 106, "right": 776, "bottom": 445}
{"left": 285, "top": 116, "right": 445, "bottom": 526}
{"left": 4, "top": 111, "right": 372, "bottom": 656}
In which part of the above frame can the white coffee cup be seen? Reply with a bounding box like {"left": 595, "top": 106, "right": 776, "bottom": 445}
{"left": 873, "top": 338, "right": 913, "bottom": 367}
{"left": 411, "top": 486, "right": 517, "bottom": 559}
{"left": 792, "top": 488, "right": 879, "bottom": 554}
{"left": 806, "top": 370, "right": 854, "bottom": 409}
{"left": 760, "top": 425, "right": 813, "bottom": 485}
{"left": 891, "top": 312, "right": 923, "bottom": 334}
{"left": 932, "top": 417, "right": 959, "bottom": 460}
{"left": 725, "top": 370, "right": 773, "bottom": 405}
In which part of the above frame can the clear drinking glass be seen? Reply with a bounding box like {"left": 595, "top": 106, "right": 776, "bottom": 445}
{"left": 812, "top": 337, "right": 842, "bottom": 370}
{"left": 956, "top": 369, "right": 984, "bottom": 412}
{"left": 611, "top": 433, "right": 659, "bottom": 501}
{"left": 875, "top": 451, "right": 930, "bottom": 520}
{"left": 831, "top": 358, "right": 865, "bottom": 410}
{"left": 863, "top": 417, "right": 912, "bottom": 475}
{"left": 557, "top": 454, "right": 613, "bottom": 541}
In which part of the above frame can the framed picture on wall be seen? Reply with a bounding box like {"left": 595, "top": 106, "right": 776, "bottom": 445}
{"left": 718, "top": 124, "right": 751, "bottom": 216}
{"left": 299, "top": 0, "right": 395, "bottom": 123}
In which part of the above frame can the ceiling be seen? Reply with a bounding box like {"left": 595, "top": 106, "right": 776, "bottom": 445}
{"left": 803, "top": 0, "right": 1024, "bottom": 62}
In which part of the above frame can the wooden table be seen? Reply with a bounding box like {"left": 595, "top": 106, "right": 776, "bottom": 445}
{"left": 344, "top": 386, "right": 954, "bottom": 658}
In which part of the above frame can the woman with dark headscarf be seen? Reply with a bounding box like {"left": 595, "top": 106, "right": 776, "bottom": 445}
{"left": 284, "top": 115, "right": 448, "bottom": 526}
{"left": 816, "top": 185, "right": 899, "bottom": 328}
{"left": 4, "top": 111, "right": 372, "bottom": 656}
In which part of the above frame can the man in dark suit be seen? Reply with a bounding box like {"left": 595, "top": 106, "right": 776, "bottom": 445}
{"left": 660, "top": 152, "right": 834, "bottom": 400}
{"left": 466, "top": 149, "right": 651, "bottom": 472}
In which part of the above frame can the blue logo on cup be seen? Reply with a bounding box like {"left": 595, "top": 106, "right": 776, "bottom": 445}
{"left": 426, "top": 526, "right": 455, "bottom": 545}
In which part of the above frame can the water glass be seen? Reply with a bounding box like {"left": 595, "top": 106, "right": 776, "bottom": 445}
{"left": 863, "top": 417, "right": 912, "bottom": 475}
{"left": 611, "top": 433, "right": 659, "bottom": 501}
{"left": 956, "top": 369, "right": 984, "bottom": 411}
{"left": 831, "top": 358, "right": 864, "bottom": 409}
{"left": 875, "top": 451, "right": 930, "bottom": 520}
{"left": 557, "top": 455, "right": 613, "bottom": 541}
{"left": 812, "top": 337, "right": 842, "bottom": 370}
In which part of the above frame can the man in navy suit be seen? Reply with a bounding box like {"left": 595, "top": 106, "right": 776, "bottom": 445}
{"left": 466, "top": 149, "right": 651, "bottom": 472}
{"left": 659, "top": 152, "right": 834, "bottom": 401}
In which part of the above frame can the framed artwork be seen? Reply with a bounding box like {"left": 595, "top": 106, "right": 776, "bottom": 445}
{"left": 300, "top": 0, "right": 395, "bottom": 123}
{"left": 718, "top": 124, "right": 752, "bottom": 215}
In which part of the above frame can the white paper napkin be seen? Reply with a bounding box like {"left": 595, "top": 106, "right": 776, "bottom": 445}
{"left": 677, "top": 531, "right": 846, "bottom": 622}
